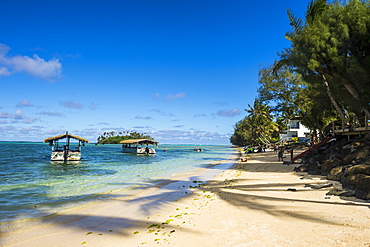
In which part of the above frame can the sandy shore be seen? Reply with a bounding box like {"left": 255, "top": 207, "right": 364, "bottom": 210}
{"left": 2, "top": 151, "right": 370, "bottom": 247}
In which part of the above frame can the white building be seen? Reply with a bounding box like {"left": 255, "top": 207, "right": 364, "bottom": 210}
{"left": 280, "top": 119, "right": 310, "bottom": 140}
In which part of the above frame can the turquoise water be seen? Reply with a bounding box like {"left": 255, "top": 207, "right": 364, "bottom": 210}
{"left": 0, "top": 142, "right": 236, "bottom": 223}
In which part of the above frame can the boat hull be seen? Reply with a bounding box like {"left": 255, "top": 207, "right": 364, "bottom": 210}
{"left": 51, "top": 151, "right": 81, "bottom": 161}
{"left": 122, "top": 147, "right": 156, "bottom": 154}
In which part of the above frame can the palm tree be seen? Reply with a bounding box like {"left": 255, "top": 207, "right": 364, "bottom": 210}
{"left": 245, "top": 100, "right": 279, "bottom": 145}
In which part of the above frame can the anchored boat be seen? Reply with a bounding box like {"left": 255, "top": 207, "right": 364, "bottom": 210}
{"left": 120, "top": 139, "right": 158, "bottom": 154}
{"left": 44, "top": 132, "right": 89, "bottom": 161}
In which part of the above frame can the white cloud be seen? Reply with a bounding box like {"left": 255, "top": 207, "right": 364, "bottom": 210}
{"left": 23, "top": 117, "right": 38, "bottom": 124}
{"left": 89, "top": 102, "right": 99, "bottom": 110}
{"left": 0, "top": 43, "right": 62, "bottom": 82}
{"left": 151, "top": 129, "right": 231, "bottom": 144}
{"left": 16, "top": 99, "right": 33, "bottom": 107}
{"left": 39, "top": 111, "right": 63, "bottom": 117}
{"left": 0, "top": 112, "right": 13, "bottom": 118}
{"left": 216, "top": 108, "right": 240, "bottom": 117}
{"left": 0, "top": 125, "right": 16, "bottom": 132}
{"left": 150, "top": 108, "right": 175, "bottom": 117}
{"left": 154, "top": 93, "right": 161, "bottom": 101}
{"left": 14, "top": 110, "right": 24, "bottom": 119}
{"left": 194, "top": 114, "right": 207, "bottom": 117}
{"left": 59, "top": 100, "right": 83, "bottom": 109}
{"left": 134, "top": 115, "right": 153, "bottom": 120}
{"left": 0, "top": 110, "right": 25, "bottom": 119}
{"left": 166, "top": 92, "right": 186, "bottom": 101}
{"left": 0, "top": 67, "right": 10, "bottom": 76}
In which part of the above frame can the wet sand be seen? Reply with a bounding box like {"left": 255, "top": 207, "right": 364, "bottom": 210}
{"left": 2, "top": 151, "right": 370, "bottom": 247}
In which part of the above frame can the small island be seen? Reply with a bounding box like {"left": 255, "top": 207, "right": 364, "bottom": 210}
{"left": 96, "top": 131, "right": 154, "bottom": 144}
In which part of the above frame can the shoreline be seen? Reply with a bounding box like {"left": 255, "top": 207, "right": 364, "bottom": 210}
{"left": 2, "top": 151, "right": 370, "bottom": 246}
{"left": 0, "top": 144, "right": 237, "bottom": 225}
{"left": 1, "top": 152, "right": 240, "bottom": 246}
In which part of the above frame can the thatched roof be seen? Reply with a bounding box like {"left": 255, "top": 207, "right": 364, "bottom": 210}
{"left": 119, "top": 139, "right": 158, "bottom": 145}
{"left": 44, "top": 133, "right": 89, "bottom": 143}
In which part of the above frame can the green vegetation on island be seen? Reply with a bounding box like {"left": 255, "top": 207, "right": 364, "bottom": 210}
{"left": 231, "top": 0, "right": 370, "bottom": 147}
{"left": 97, "top": 131, "right": 154, "bottom": 144}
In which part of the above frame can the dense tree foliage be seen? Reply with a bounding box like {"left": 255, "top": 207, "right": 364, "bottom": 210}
{"left": 97, "top": 131, "right": 153, "bottom": 144}
{"left": 282, "top": 0, "right": 370, "bottom": 124}
{"left": 231, "top": 0, "right": 370, "bottom": 146}
{"left": 230, "top": 100, "right": 279, "bottom": 146}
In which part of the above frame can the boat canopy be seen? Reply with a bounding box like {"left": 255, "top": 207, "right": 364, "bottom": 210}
{"left": 44, "top": 133, "right": 89, "bottom": 144}
{"left": 119, "top": 139, "right": 158, "bottom": 145}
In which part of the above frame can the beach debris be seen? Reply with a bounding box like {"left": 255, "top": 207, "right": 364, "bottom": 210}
{"left": 81, "top": 242, "right": 87, "bottom": 245}
{"left": 134, "top": 231, "right": 139, "bottom": 234}
{"left": 85, "top": 232, "right": 93, "bottom": 235}
{"left": 287, "top": 188, "right": 297, "bottom": 192}
{"left": 162, "top": 219, "right": 174, "bottom": 224}
{"left": 148, "top": 224, "right": 161, "bottom": 229}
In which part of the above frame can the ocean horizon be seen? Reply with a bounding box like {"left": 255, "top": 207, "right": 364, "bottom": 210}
{"left": 0, "top": 142, "right": 237, "bottom": 225}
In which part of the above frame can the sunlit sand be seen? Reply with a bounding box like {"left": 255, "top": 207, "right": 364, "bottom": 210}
{"left": 2, "top": 151, "right": 370, "bottom": 247}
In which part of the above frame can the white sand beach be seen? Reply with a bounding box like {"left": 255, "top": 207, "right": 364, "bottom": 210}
{"left": 2, "top": 151, "right": 370, "bottom": 247}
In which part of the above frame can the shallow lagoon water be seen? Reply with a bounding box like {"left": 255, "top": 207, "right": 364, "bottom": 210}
{"left": 0, "top": 142, "right": 236, "bottom": 223}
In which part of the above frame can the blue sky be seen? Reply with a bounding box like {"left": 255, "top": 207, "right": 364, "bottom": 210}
{"left": 0, "top": 0, "right": 311, "bottom": 144}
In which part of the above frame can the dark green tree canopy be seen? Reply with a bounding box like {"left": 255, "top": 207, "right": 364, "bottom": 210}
{"left": 97, "top": 131, "right": 154, "bottom": 144}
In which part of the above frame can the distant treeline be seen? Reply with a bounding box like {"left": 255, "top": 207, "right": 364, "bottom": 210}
{"left": 97, "top": 131, "right": 153, "bottom": 144}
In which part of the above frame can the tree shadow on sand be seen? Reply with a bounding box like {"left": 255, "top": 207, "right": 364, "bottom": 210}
{"left": 4, "top": 152, "right": 370, "bottom": 245}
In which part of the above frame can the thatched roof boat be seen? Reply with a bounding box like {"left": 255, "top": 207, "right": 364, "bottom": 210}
{"left": 44, "top": 132, "right": 88, "bottom": 161}
{"left": 44, "top": 133, "right": 89, "bottom": 144}
{"left": 120, "top": 139, "right": 158, "bottom": 154}
{"left": 119, "top": 139, "right": 158, "bottom": 145}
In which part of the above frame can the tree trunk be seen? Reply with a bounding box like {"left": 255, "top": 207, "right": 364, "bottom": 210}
{"left": 322, "top": 74, "right": 346, "bottom": 129}
{"left": 343, "top": 82, "right": 370, "bottom": 119}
